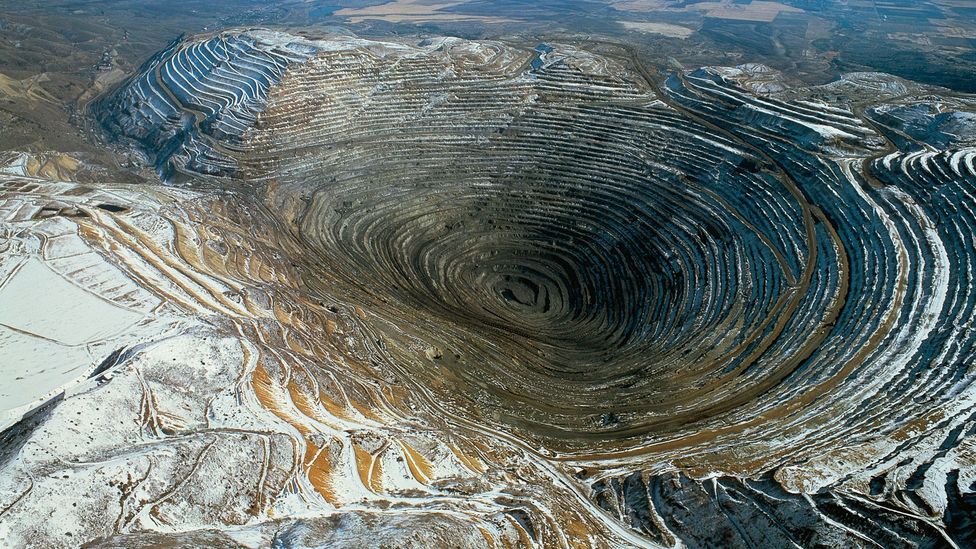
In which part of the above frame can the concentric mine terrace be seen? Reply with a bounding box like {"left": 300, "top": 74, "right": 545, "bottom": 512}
{"left": 2, "top": 29, "right": 976, "bottom": 547}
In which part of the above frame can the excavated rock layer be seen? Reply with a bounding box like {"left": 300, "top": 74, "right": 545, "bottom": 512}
{"left": 7, "top": 29, "right": 975, "bottom": 547}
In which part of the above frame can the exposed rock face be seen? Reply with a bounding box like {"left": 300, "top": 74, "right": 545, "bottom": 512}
{"left": 95, "top": 31, "right": 317, "bottom": 179}
{"left": 3, "top": 29, "right": 976, "bottom": 547}
{"left": 595, "top": 471, "right": 972, "bottom": 548}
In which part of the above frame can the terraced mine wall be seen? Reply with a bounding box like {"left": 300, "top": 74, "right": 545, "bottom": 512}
{"left": 95, "top": 31, "right": 317, "bottom": 179}
{"left": 3, "top": 29, "right": 974, "bottom": 547}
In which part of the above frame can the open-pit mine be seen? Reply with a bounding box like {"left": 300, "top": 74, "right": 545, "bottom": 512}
{"left": 2, "top": 21, "right": 976, "bottom": 549}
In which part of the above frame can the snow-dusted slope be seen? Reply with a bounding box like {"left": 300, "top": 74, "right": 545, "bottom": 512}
{"left": 4, "top": 30, "right": 976, "bottom": 547}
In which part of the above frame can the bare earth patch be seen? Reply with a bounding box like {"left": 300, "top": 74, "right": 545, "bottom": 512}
{"left": 619, "top": 21, "right": 695, "bottom": 39}
{"left": 334, "top": 0, "right": 516, "bottom": 24}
